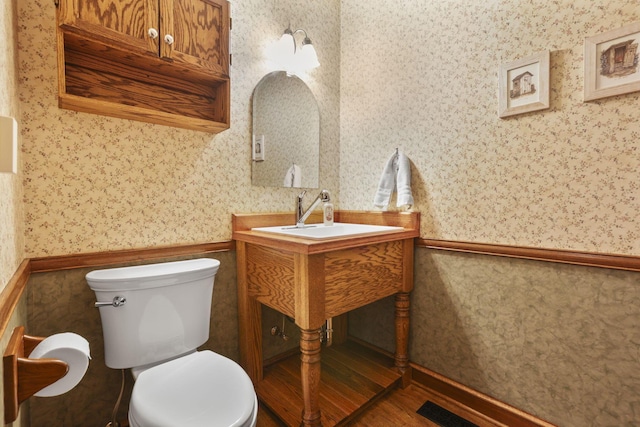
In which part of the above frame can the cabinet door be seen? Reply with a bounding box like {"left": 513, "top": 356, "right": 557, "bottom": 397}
{"left": 160, "top": 0, "right": 229, "bottom": 76}
{"left": 59, "top": 0, "right": 160, "bottom": 57}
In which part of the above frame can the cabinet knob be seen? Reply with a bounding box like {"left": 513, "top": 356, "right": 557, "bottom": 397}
{"left": 164, "top": 34, "right": 174, "bottom": 45}
{"left": 148, "top": 28, "right": 159, "bottom": 39}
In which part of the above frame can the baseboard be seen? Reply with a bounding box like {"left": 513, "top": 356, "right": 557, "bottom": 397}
{"left": 346, "top": 337, "right": 556, "bottom": 426}
{"left": 411, "top": 364, "right": 557, "bottom": 427}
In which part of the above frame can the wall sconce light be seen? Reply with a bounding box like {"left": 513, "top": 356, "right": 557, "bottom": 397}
{"left": 269, "top": 25, "right": 320, "bottom": 74}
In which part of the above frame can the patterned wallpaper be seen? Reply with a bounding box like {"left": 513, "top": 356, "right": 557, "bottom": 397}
{"left": 0, "top": 5, "right": 25, "bottom": 424}
{"left": 18, "top": 0, "right": 340, "bottom": 257}
{"left": 6, "top": 2, "right": 640, "bottom": 425}
{"left": 340, "top": 0, "right": 640, "bottom": 256}
{"left": 0, "top": 0, "right": 23, "bottom": 292}
{"left": 19, "top": 0, "right": 639, "bottom": 257}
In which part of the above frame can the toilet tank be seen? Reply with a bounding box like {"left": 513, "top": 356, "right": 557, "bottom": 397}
{"left": 86, "top": 258, "right": 220, "bottom": 369}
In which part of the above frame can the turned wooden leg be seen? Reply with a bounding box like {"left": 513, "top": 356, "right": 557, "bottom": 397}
{"left": 395, "top": 292, "right": 411, "bottom": 387}
{"left": 300, "top": 327, "right": 322, "bottom": 427}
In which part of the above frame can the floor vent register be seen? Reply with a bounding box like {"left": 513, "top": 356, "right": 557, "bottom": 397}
{"left": 416, "top": 400, "right": 479, "bottom": 427}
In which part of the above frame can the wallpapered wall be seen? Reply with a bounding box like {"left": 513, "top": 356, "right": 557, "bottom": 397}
{"left": 6, "top": 0, "right": 339, "bottom": 422}
{"left": 18, "top": 1, "right": 639, "bottom": 257}
{"left": 0, "top": 0, "right": 23, "bottom": 295}
{"left": 6, "top": 0, "right": 640, "bottom": 426}
{"left": 340, "top": 1, "right": 640, "bottom": 426}
{"left": 0, "top": 3, "right": 26, "bottom": 422}
{"left": 340, "top": 0, "right": 640, "bottom": 256}
{"left": 18, "top": 0, "right": 340, "bottom": 258}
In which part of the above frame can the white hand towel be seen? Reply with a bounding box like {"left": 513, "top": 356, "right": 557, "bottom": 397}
{"left": 396, "top": 152, "right": 414, "bottom": 209}
{"left": 373, "top": 150, "right": 414, "bottom": 210}
{"left": 373, "top": 153, "right": 397, "bottom": 210}
{"left": 283, "top": 164, "right": 302, "bottom": 187}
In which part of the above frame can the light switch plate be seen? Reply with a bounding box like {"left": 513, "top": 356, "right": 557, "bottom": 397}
{"left": 252, "top": 134, "right": 265, "bottom": 161}
{"left": 0, "top": 115, "right": 18, "bottom": 174}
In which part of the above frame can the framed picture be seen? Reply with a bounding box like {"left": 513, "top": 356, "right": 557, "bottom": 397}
{"left": 498, "top": 51, "right": 550, "bottom": 118}
{"left": 584, "top": 21, "right": 640, "bottom": 101}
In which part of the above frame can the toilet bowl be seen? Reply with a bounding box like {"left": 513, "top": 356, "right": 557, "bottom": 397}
{"left": 128, "top": 351, "right": 257, "bottom": 427}
{"left": 86, "top": 258, "right": 257, "bottom": 427}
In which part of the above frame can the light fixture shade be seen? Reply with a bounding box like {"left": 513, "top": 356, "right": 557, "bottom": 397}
{"left": 269, "top": 27, "right": 320, "bottom": 74}
{"left": 270, "top": 32, "right": 296, "bottom": 70}
{"left": 299, "top": 43, "right": 320, "bottom": 70}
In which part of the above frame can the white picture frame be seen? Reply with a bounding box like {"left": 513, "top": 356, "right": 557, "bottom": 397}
{"left": 584, "top": 21, "right": 640, "bottom": 102}
{"left": 499, "top": 51, "right": 550, "bottom": 118}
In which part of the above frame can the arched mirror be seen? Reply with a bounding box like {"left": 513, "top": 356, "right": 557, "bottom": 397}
{"left": 251, "top": 71, "right": 320, "bottom": 188}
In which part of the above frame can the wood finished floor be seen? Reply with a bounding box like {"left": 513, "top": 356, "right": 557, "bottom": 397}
{"left": 256, "top": 340, "right": 402, "bottom": 426}
{"left": 256, "top": 380, "right": 507, "bottom": 426}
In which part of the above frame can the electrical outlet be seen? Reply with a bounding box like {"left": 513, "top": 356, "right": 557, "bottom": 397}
{"left": 0, "top": 115, "right": 18, "bottom": 174}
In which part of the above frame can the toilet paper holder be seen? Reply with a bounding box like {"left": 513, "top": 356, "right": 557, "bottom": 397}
{"left": 3, "top": 326, "right": 69, "bottom": 424}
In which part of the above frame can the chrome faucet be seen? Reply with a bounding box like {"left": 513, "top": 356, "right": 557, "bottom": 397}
{"left": 296, "top": 189, "right": 331, "bottom": 227}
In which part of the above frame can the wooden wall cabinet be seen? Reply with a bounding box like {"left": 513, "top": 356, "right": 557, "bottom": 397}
{"left": 55, "top": 0, "right": 230, "bottom": 133}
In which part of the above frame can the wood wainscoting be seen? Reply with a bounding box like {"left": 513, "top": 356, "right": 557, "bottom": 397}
{"left": 0, "top": 260, "right": 30, "bottom": 343}
{"left": 0, "top": 242, "right": 234, "bottom": 339}
{"left": 2, "top": 237, "right": 637, "bottom": 426}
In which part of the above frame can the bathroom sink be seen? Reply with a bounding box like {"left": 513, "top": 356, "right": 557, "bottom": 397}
{"left": 251, "top": 222, "right": 403, "bottom": 240}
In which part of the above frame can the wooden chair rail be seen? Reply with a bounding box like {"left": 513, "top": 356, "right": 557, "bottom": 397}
{"left": 29, "top": 241, "right": 234, "bottom": 273}
{"left": 418, "top": 238, "right": 640, "bottom": 272}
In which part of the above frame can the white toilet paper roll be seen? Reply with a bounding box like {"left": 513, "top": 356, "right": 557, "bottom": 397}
{"left": 28, "top": 332, "right": 91, "bottom": 397}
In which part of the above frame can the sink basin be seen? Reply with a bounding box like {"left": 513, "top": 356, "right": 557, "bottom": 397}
{"left": 251, "top": 222, "right": 404, "bottom": 240}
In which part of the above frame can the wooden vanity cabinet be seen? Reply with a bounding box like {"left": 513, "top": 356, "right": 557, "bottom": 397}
{"left": 233, "top": 211, "right": 420, "bottom": 427}
{"left": 55, "top": 0, "right": 230, "bottom": 133}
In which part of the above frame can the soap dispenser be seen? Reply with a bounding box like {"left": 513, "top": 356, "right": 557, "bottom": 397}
{"left": 323, "top": 201, "right": 334, "bottom": 226}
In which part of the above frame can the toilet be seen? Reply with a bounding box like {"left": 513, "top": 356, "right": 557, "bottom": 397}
{"left": 86, "top": 258, "right": 257, "bottom": 427}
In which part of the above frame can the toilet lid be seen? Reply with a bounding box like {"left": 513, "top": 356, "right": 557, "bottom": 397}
{"left": 130, "top": 351, "right": 256, "bottom": 427}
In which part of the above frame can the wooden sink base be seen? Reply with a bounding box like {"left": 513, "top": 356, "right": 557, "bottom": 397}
{"left": 234, "top": 211, "right": 419, "bottom": 427}
{"left": 256, "top": 339, "right": 403, "bottom": 427}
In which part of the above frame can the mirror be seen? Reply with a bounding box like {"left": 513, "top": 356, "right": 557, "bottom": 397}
{"left": 251, "top": 71, "right": 320, "bottom": 188}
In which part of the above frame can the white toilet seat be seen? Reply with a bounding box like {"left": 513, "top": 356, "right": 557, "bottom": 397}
{"left": 129, "top": 351, "right": 257, "bottom": 427}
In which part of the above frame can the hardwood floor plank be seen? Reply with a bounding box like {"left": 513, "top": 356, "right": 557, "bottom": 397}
{"left": 322, "top": 344, "right": 399, "bottom": 387}
{"left": 256, "top": 340, "right": 552, "bottom": 427}
{"left": 256, "top": 404, "right": 287, "bottom": 427}
{"left": 320, "top": 356, "right": 385, "bottom": 401}
{"left": 341, "top": 339, "right": 400, "bottom": 369}
{"left": 277, "top": 356, "right": 355, "bottom": 425}
{"left": 257, "top": 341, "right": 402, "bottom": 426}
{"left": 350, "top": 384, "right": 436, "bottom": 426}
{"left": 256, "top": 365, "right": 305, "bottom": 426}
{"left": 257, "top": 381, "right": 525, "bottom": 427}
